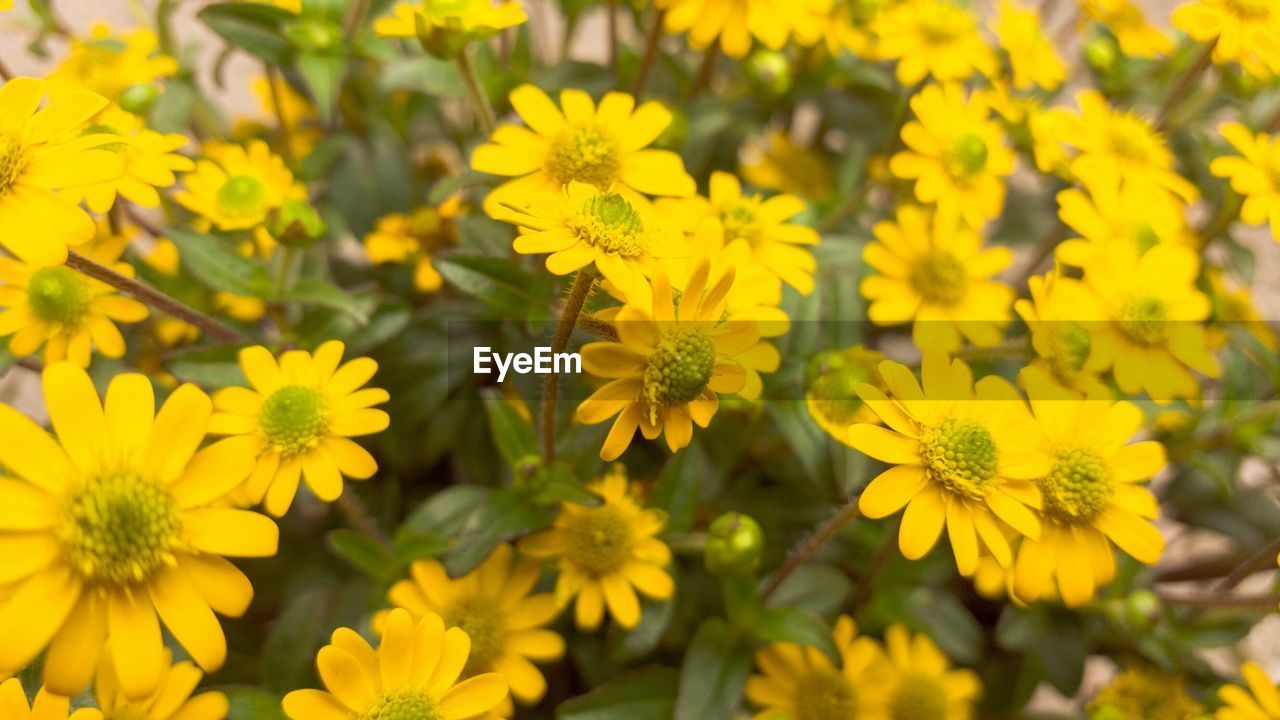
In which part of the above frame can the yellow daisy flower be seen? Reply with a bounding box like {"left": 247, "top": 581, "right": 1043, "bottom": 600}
{"left": 376, "top": 544, "right": 565, "bottom": 711}
{"left": 1013, "top": 369, "right": 1167, "bottom": 606}
{"left": 0, "top": 677, "right": 97, "bottom": 720}
{"left": 847, "top": 353, "right": 1049, "bottom": 574}
{"left": 1079, "top": 0, "right": 1172, "bottom": 59}
{"left": 0, "top": 227, "right": 149, "bottom": 367}
{"left": 0, "top": 1, "right": 11, "bottom": 10}
{"left": 1211, "top": 122, "right": 1280, "bottom": 240}
{"left": 805, "top": 344, "right": 886, "bottom": 446}
{"left": 861, "top": 204, "right": 1014, "bottom": 352}
{"left": 890, "top": 84, "right": 1016, "bottom": 229}
{"left": 876, "top": 625, "right": 982, "bottom": 720}
{"left": 364, "top": 197, "right": 464, "bottom": 293}
{"left": 0, "top": 77, "right": 123, "bottom": 265}
{"left": 209, "top": 342, "right": 390, "bottom": 517}
{"left": 1088, "top": 667, "right": 1203, "bottom": 719}
{"left": 519, "top": 465, "right": 674, "bottom": 631}
{"left": 739, "top": 129, "right": 835, "bottom": 202}
{"left": 494, "top": 181, "right": 688, "bottom": 298}
{"left": 174, "top": 140, "right": 303, "bottom": 232}
{"left": 871, "top": 0, "right": 996, "bottom": 84}
{"left": 1054, "top": 179, "right": 1195, "bottom": 267}
{"left": 47, "top": 24, "right": 178, "bottom": 103}
{"left": 1217, "top": 662, "right": 1280, "bottom": 720}
{"left": 0, "top": 363, "right": 277, "bottom": 699}
{"left": 1172, "top": 0, "right": 1280, "bottom": 77}
{"left": 93, "top": 647, "right": 230, "bottom": 720}
{"left": 375, "top": 0, "right": 528, "bottom": 39}
{"left": 992, "top": 0, "right": 1066, "bottom": 91}
{"left": 1014, "top": 272, "right": 1111, "bottom": 398}
{"left": 745, "top": 616, "right": 889, "bottom": 719}
{"left": 576, "top": 260, "right": 766, "bottom": 460}
{"left": 470, "top": 85, "right": 695, "bottom": 216}
{"left": 655, "top": 0, "right": 831, "bottom": 59}
{"left": 282, "top": 608, "right": 509, "bottom": 720}
{"left": 63, "top": 106, "right": 194, "bottom": 215}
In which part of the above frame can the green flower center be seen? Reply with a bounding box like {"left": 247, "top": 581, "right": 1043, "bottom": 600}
{"left": 359, "top": 692, "right": 441, "bottom": 720}
{"left": 441, "top": 597, "right": 505, "bottom": 674}
{"left": 27, "top": 266, "right": 92, "bottom": 326}
{"left": 1129, "top": 224, "right": 1159, "bottom": 255}
{"left": 259, "top": 385, "right": 329, "bottom": 455}
{"left": 548, "top": 123, "right": 621, "bottom": 189}
{"left": 891, "top": 673, "right": 950, "bottom": 720}
{"left": 910, "top": 250, "right": 969, "bottom": 306}
{"left": 805, "top": 350, "right": 873, "bottom": 425}
{"left": 217, "top": 175, "right": 268, "bottom": 217}
{"left": 920, "top": 418, "right": 999, "bottom": 498}
{"left": 1046, "top": 321, "right": 1093, "bottom": 379}
{"left": 1118, "top": 296, "right": 1168, "bottom": 347}
{"left": 60, "top": 471, "right": 182, "bottom": 585}
{"left": 720, "top": 202, "right": 762, "bottom": 246}
{"left": 0, "top": 132, "right": 28, "bottom": 195}
{"left": 795, "top": 669, "right": 859, "bottom": 720}
{"left": 947, "top": 133, "right": 989, "bottom": 177}
{"left": 1040, "top": 448, "right": 1112, "bottom": 523}
{"left": 563, "top": 504, "right": 633, "bottom": 576}
{"left": 1224, "top": 0, "right": 1270, "bottom": 19}
{"left": 408, "top": 207, "right": 457, "bottom": 254}
{"left": 568, "top": 193, "right": 646, "bottom": 257}
{"left": 643, "top": 328, "right": 717, "bottom": 407}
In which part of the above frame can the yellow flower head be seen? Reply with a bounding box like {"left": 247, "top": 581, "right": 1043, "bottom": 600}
{"left": 1080, "top": 0, "right": 1172, "bottom": 58}
{"left": 282, "top": 608, "right": 509, "bottom": 720}
{"left": 0, "top": 77, "right": 123, "bottom": 265}
{"left": 821, "top": 0, "right": 891, "bottom": 58}
{"left": 739, "top": 129, "right": 835, "bottom": 202}
{"left": 93, "top": 647, "right": 230, "bottom": 720}
{"left": 0, "top": 363, "right": 277, "bottom": 699}
{"left": 805, "top": 344, "right": 887, "bottom": 446}
{"left": 1206, "top": 267, "right": 1278, "bottom": 351}
{"left": 746, "top": 616, "right": 890, "bottom": 720}
{"left": 890, "top": 84, "right": 1016, "bottom": 229}
{"left": 1216, "top": 662, "right": 1280, "bottom": 720}
{"left": 1014, "top": 369, "right": 1167, "bottom": 606}
{"left": 495, "top": 181, "right": 688, "bottom": 298}
{"left": 848, "top": 353, "right": 1050, "bottom": 575}
{"left": 377, "top": 543, "right": 565, "bottom": 710}
{"left": 862, "top": 204, "right": 1014, "bottom": 352}
{"left": 519, "top": 465, "right": 674, "bottom": 631}
{"left": 577, "top": 259, "right": 769, "bottom": 460}
{"left": 0, "top": 0, "right": 10, "bottom": 10}
{"left": 0, "top": 677, "right": 96, "bottom": 720}
{"left": 471, "top": 85, "right": 695, "bottom": 216}
{"left": 879, "top": 625, "right": 982, "bottom": 720}
{"left": 209, "top": 342, "right": 390, "bottom": 517}
{"left": 175, "top": 139, "right": 302, "bottom": 232}
{"left": 1211, "top": 121, "right": 1280, "bottom": 241}
{"left": 245, "top": 74, "right": 321, "bottom": 161}
{"left": 1054, "top": 178, "right": 1195, "bottom": 267}
{"left": 872, "top": 0, "right": 996, "bottom": 84}
{"left": 993, "top": 0, "right": 1066, "bottom": 91}
{"left": 1088, "top": 667, "right": 1203, "bottom": 720}
{"left": 365, "top": 197, "right": 464, "bottom": 293}
{"left": 376, "top": 0, "right": 528, "bottom": 39}
{"left": 0, "top": 224, "right": 149, "bottom": 367}
{"left": 1014, "top": 272, "right": 1111, "bottom": 398}
{"left": 656, "top": 0, "right": 832, "bottom": 59}
{"left": 63, "top": 106, "right": 195, "bottom": 215}
{"left": 48, "top": 24, "right": 178, "bottom": 103}
{"left": 1172, "top": 0, "right": 1280, "bottom": 77}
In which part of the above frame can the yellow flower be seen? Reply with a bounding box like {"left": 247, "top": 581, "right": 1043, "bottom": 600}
{"left": 872, "top": 0, "right": 996, "bottom": 84}
{"left": 656, "top": 0, "right": 831, "bottom": 59}
{"left": 0, "top": 226, "right": 149, "bottom": 367}
{"left": 576, "top": 260, "right": 767, "bottom": 460}
{"left": 0, "top": 677, "right": 97, "bottom": 720}
{"left": 1172, "top": 0, "right": 1280, "bottom": 77}
{"left": 209, "top": 342, "right": 390, "bottom": 517}
{"left": 47, "top": 24, "right": 178, "bottom": 103}
{"left": 470, "top": 85, "right": 695, "bottom": 216}
{"left": 519, "top": 465, "right": 674, "bottom": 630}
{"left": 847, "top": 353, "right": 1049, "bottom": 574}
{"left": 1054, "top": 179, "right": 1195, "bottom": 267}
{"left": 0, "top": 0, "right": 11, "bottom": 10}
{"left": 1014, "top": 272, "right": 1111, "bottom": 398}
{"left": 739, "top": 129, "right": 835, "bottom": 202}
{"left": 282, "top": 608, "right": 509, "bottom": 720}
{"left": 1211, "top": 122, "right": 1280, "bottom": 240}
{"left": 365, "top": 197, "right": 464, "bottom": 293}
{"left": 495, "top": 181, "right": 688, "bottom": 297}
{"left": 861, "top": 204, "right": 1014, "bottom": 352}
{"left": 1081, "top": 245, "right": 1220, "bottom": 401}
{"left": 805, "top": 344, "right": 886, "bottom": 446}
{"left": 1217, "top": 661, "right": 1280, "bottom": 719}
{"left": 63, "top": 106, "right": 194, "bottom": 214}
{"left": 1206, "top": 267, "right": 1278, "bottom": 352}
{"left": 745, "top": 616, "right": 889, "bottom": 719}
{"left": 820, "top": 0, "right": 890, "bottom": 58}
{"left": 876, "top": 625, "right": 982, "bottom": 720}
{"left": 992, "top": 0, "right": 1066, "bottom": 91}
{"left": 377, "top": 544, "right": 565, "bottom": 710}
{"left": 1088, "top": 667, "right": 1202, "bottom": 720}
{"left": 375, "top": 0, "right": 528, "bottom": 39}
{"left": 1014, "top": 368, "right": 1167, "bottom": 606}
{"left": 1079, "top": 0, "right": 1172, "bottom": 58}
{"left": 174, "top": 140, "right": 303, "bottom": 232}
{"left": 0, "top": 77, "right": 123, "bottom": 265}
{"left": 246, "top": 0, "right": 302, "bottom": 13}
{"left": 0, "top": 363, "right": 277, "bottom": 699}
{"left": 890, "top": 84, "right": 1015, "bottom": 229}
{"left": 244, "top": 74, "right": 322, "bottom": 161}
{"left": 93, "top": 647, "right": 230, "bottom": 720}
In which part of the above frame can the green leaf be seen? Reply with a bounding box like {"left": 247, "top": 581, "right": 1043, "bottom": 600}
{"left": 445, "top": 487, "right": 555, "bottom": 576}
{"left": 435, "top": 255, "right": 534, "bottom": 318}
{"left": 261, "top": 586, "right": 331, "bottom": 692}
{"left": 147, "top": 78, "right": 197, "bottom": 133}
{"left": 674, "top": 619, "right": 751, "bottom": 720}
{"left": 226, "top": 688, "right": 287, "bottom": 720}
{"left": 752, "top": 607, "right": 839, "bottom": 661}
{"left": 651, "top": 442, "right": 707, "bottom": 534}
{"left": 326, "top": 529, "right": 394, "bottom": 579}
{"left": 393, "top": 532, "right": 450, "bottom": 566}
{"left": 198, "top": 2, "right": 295, "bottom": 64}
{"left": 278, "top": 278, "right": 371, "bottom": 323}
{"left": 167, "top": 228, "right": 273, "bottom": 297}
{"left": 905, "top": 589, "right": 982, "bottom": 665}
{"left": 768, "top": 401, "right": 825, "bottom": 482}
{"left": 428, "top": 171, "right": 493, "bottom": 203}
{"left": 400, "top": 485, "right": 492, "bottom": 538}
{"left": 764, "top": 564, "right": 853, "bottom": 616}
{"left": 165, "top": 345, "right": 248, "bottom": 389}
{"left": 380, "top": 56, "right": 467, "bottom": 98}
{"left": 558, "top": 667, "right": 679, "bottom": 720}
{"left": 482, "top": 387, "right": 538, "bottom": 466}
{"left": 297, "top": 50, "right": 346, "bottom": 121}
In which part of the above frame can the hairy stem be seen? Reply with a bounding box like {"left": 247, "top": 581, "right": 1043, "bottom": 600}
{"left": 762, "top": 499, "right": 861, "bottom": 599}
{"left": 1156, "top": 40, "right": 1217, "bottom": 131}
{"left": 577, "top": 314, "right": 620, "bottom": 342}
{"left": 688, "top": 43, "right": 719, "bottom": 100}
{"left": 631, "top": 9, "right": 666, "bottom": 96}
{"left": 540, "top": 271, "right": 595, "bottom": 461}
{"left": 265, "top": 65, "right": 296, "bottom": 165}
{"left": 344, "top": 0, "right": 371, "bottom": 39}
{"left": 456, "top": 48, "right": 498, "bottom": 135}
{"left": 336, "top": 492, "right": 390, "bottom": 545}
{"left": 1214, "top": 536, "right": 1280, "bottom": 591}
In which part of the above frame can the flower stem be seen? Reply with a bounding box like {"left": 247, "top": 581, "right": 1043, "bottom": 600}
{"left": 336, "top": 492, "right": 390, "bottom": 546}
{"left": 1156, "top": 589, "right": 1280, "bottom": 608}
{"left": 1156, "top": 40, "right": 1217, "bottom": 131}
{"left": 688, "top": 43, "right": 719, "bottom": 100}
{"left": 607, "top": 0, "right": 620, "bottom": 84}
{"left": 1266, "top": 102, "right": 1280, "bottom": 134}
{"left": 0, "top": 55, "right": 12, "bottom": 81}
{"left": 761, "top": 498, "right": 861, "bottom": 599}
{"left": 631, "top": 8, "right": 666, "bottom": 96}
{"left": 265, "top": 65, "right": 296, "bottom": 166}
{"left": 65, "top": 250, "right": 248, "bottom": 344}
{"left": 344, "top": 0, "right": 371, "bottom": 40}
{"left": 576, "top": 314, "right": 619, "bottom": 342}
{"left": 456, "top": 48, "right": 498, "bottom": 135}
{"left": 1214, "top": 536, "right": 1280, "bottom": 591}
{"left": 540, "top": 271, "right": 595, "bottom": 462}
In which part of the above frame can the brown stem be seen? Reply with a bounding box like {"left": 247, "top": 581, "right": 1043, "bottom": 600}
{"left": 631, "top": 8, "right": 666, "bottom": 96}
{"left": 123, "top": 206, "right": 164, "bottom": 239}
{"left": 65, "top": 250, "right": 247, "bottom": 344}
{"left": 1157, "top": 589, "right": 1280, "bottom": 609}
{"left": 344, "top": 0, "right": 371, "bottom": 39}
{"left": 688, "top": 43, "right": 719, "bottom": 100}
{"left": 456, "top": 48, "right": 498, "bottom": 135}
{"left": 577, "top": 314, "right": 620, "bottom": 342}
{"left": 1214, "top": 536, "right": 1280, "bottom": 591}
{"left": 762, "top": 499, "right": 861, "bottom": 599}
{"left": 1266, "top": 103, "right": 1280, "bottom": 134}
{"left": 953, "top": 337, "right": 1032, "bottom": 361}
{"left": 1170, "top": 400, "right": 1280, "bottom": 460}
{"left": 0, "top": 55, "right": 12, "bottom": 81}
{"left": 335, "top": 492, "right": 390, "bottom": 546}
{"left": 1156, "top": 40, "right": 1217, "bottom": 132}
{"left": 850, "top": 527, "right": 897, "bottom": 611}
{"left": 265, "top": 65, "right": 296, "bottom": 166}
{"left": 540, "top": 272, "right": 595, "bottom": 461}
{"left": 607, "top": 0, "right": 620, "bottom": 83}
{"left": 1014, "top": 223, "right": 1066, "bottom": 292}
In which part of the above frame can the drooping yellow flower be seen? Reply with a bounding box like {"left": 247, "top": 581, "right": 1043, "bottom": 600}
{"left": 0, "top": 363, "right": 277, "bottom": 699}
{"left": 364, "top": 197, "right": 464, "bottom": 293}
{"left": 63, "top": 106, "right": 194, "bottom": 215}
{"left": 739, "top": 129, "right": 835, "bottom": 202}
{"left": 93, "top": 647, "right": 230, "bottom": 720}
{"left": 209, "top": 342, "right": 390, "bottom": 517}
{"left": 745, "top": 616, "right": 889, "bottom": 719}
{"left": 1054, "top": 179, "right": 1195, "bottom": 267}
{"left": 282, "top": 608, "right": 509, "bottom": 720}
{"left": 656, "top": 0, "right": 831, "bottom": 59}
{"left": 495, "top": 181, "right": 688, "bottom": 298}
{"left": 992, "top": 0, "right": 1066, "bottom": 91}
{"left": 805, "top": 344, "right": 886, "bottom": 446}
{"left": 1216, "top": 662, "right": 1280, "bottom": 720}
{"left": 1211, "top": 122, "right": 1280, "bottom": 240}
{"left": 471, "top": 85, "right": 695, "bottom": 216}
{"left": 0, "top": 77, "right": 123, "bottom": 265}
{"left": 376, "top": 544, "right": 564, "bottom": 711}
{"left": 1014, "top": 272, "right": 1111, "bottom": 398}
{"left": 47, "top": 24, "right": 178, "bottom": 103}
{"left": 848, "top": 353, "right": 1049, "bottom": 574}
{"left": 1079, "top": 0, "right": 1172, "bottom": 58}
{"left": 1013, "top": 369, "right": 1166, "bottom": 607}
{"left": 1172, "top": 0, "right": 1280, "bottom": 77}
{"left": 174, "top": 140, "right": 303, "bottom": 232}
{"left": 875, "top": 625, "right": 982, "bottom": 720}
{"left": 861, "top": 204, "right": 1014, "bottom": 352}
{"left": 0, "top": 677, "right": 96, "bottom": 720}
{"left": 872, "top": 0, "right": 996, "bottom": 84}
{"left": 1088, "top": 667, "right": 1203, "bottom": 720}
{"left": 890, "top": 84, "right": 1016, "bottom": 229}
{"left": 375, "top": 0, "right": 528, "bottom": 40}
{"left": 519, "top": 465, "right": 674, "bottom": 631}
{"left": 0, "top": 226, "right": 149, "bottom": 367}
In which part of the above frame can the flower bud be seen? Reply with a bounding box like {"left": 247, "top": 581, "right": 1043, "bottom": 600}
{"left": 746, "top": 50, "right": 792, "bottom": 97}
{"left": 119, "top": 84, "right": 161, "bottom": 115}
{"left": 271, "top": 199, "right": 327, "bottom": 248}
{"left": 704, "top": 512, "right": 764, "bottom": 576}
{"left": 285, "top": 18, "right": 343, "bottom": 52}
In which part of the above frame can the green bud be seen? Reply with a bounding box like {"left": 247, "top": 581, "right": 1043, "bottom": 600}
{"left": 414, "top": 13, "right": 470, "bottom": 60}
{"left": 1124, "top": 589, "right": 1161, "bottom": 630}
{"left": 515, "top": 454, "right": 543, "bottom": 479}
{"left": 270, "top": 199, "right": 327, "bottom": 248}
{"left": 285, "top": 18, "right": 343, "bottom": 52}
{"left": 1084, "top": 35, "right": 1118, "bottom": 72}
{"left": 119, "top": 84, "right": 160, "bottom": 115}
{"left": 704, "top": 512, "right": 765, "bottom": 577}
{"left": 746, "top": 49, "right": 792, "bottom": 97}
